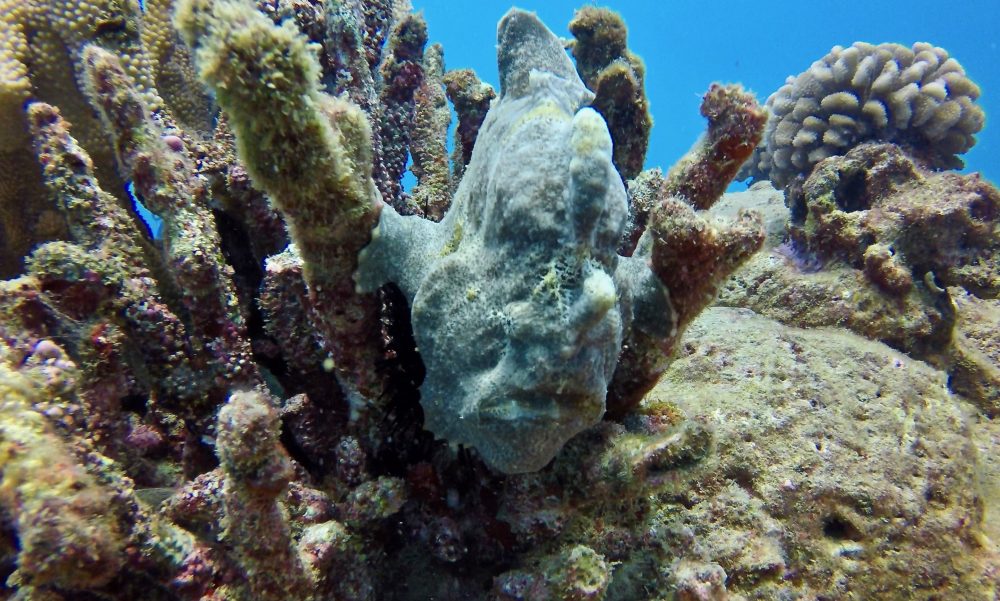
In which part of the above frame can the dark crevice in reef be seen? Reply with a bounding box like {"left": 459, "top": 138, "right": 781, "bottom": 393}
{"left": 214, "top": 207, "right": 350, "bottom": 426}
{"left": 833, "top": 167, "right": 869, "bottom": 213}
{"left": 120, "top": 392, "right": 149, "bottom": 416}
{"left": 370, "top": 283, "right": 437, "bottom": 476}
{"left": 211, "top": 208, "right": 280, "bottom": 382}
{"left": 213, "top": 208, "right": 264, "bottom": 319}
{"left": 822, "top": 515, "right": 864, "bottom": 541}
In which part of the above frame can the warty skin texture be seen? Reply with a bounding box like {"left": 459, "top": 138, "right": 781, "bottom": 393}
{"left": 358, "top": 9, "right": 647, "bottom": 473}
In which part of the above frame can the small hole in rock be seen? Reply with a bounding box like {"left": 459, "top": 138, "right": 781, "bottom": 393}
{"left": 822, "top": 515, "right": 862, "bottom": 541}
{"left": 835, "top": 168, "right": 869, "bottom": 212}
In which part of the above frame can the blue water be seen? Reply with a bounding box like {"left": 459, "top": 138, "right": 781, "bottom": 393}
{"left": 411, "top": 0, "right": 1000, "bottom": 185}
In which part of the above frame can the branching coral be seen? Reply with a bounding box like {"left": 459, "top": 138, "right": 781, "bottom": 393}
{"left": 141, "top": 0, "right": 216, "bottom": 136}
{"left": 322, "top": 0, "right": 433, "bottom": 213}
{"left": 26, "top": 101, "right": 210, "bottom": 411}
{"left": 0, "top": 0, "right": 211, "bottom": 276}
{"left": 607, "top": 83, "right": 766, "bottom": 418}
{"left": 177, "top": 0, "right": 384, "bottom": 394}
{"left": 664, "top": 84, "right": 766, "bottom": 210}
{"left": 746, "top": 41, "right": 985, "bottom": 188}
{"left": 568, "top": 6, "right": 651, "bottom": 181}
{"left": 372, "top": 12, "right": 429, "bottom": 208}
{"left": 83, "top": 45, "right": 259, "bottom": 392}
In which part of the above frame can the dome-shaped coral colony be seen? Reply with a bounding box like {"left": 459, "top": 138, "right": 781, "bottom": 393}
{"left": 746, "top": 41, "right": 985, "bottom": 187}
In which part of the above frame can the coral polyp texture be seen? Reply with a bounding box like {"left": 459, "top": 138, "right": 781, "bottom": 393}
{"left": 1, "top": 0, "right": 998, "bottom": 599}
{"left": 745, "top": 41, "right": 985, "bottom": 188}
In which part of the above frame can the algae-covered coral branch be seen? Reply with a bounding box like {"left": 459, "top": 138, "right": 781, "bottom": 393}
{"left": 664, "top": 84, "right": 766, "bottom": 210}
{"left": 568, "top": 6, "right": 651, "bottom": 181}
{"left": 177, "top": 0, "right": 384, "bottom": 394}
{"left": 215, "top": 390, "right": 313, "bottom": 600}
{"left": 607, "top": 83, "right": 766, "bottom": 416}
{"left": 0, "top": 348, "right": 124, "bottom": 590}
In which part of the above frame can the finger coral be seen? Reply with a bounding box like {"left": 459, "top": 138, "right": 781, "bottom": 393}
{"left": 568, "top": 6, "right": 651, "bottom": 181}
{"left": 442, "top": 67, "right": 495, "bottom": 186}
{"left": 408, "top": 44, "right": 452, "bottom": 221}
{"left": 746, "top": 41, "right": 985, "bottom": 188}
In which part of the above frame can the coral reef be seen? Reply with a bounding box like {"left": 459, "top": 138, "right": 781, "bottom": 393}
{"left": 720, "top": 143, "right": 1000, "bottom": 415}
{"left": 0, "top": 0, "right": 214, "bottom": 276}
{"left": 646, "top": 307, "right": 998, "bottom": 599}
{"left": 787, "top": 143, "right": 999, "bottom": 298}
{"left": 745, "top": 41, "right": 985, "bottom": 188}
{"left": 719, "top": 184, "right": 956, "bottom": 356}
{"left": 0, "top": 0, "right": 996, "bottom": 599}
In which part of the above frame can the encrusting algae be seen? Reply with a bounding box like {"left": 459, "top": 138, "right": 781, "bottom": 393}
{"left": 0, "top": 0, "right": 998, "bottom": 599}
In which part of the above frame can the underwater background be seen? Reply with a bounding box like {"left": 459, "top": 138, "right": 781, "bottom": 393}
{"left": 413, "top": 0, "right": 1000, "bottom": 184}
{"left": 1, "top": 0, "right": 1000, "bottom": 598}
